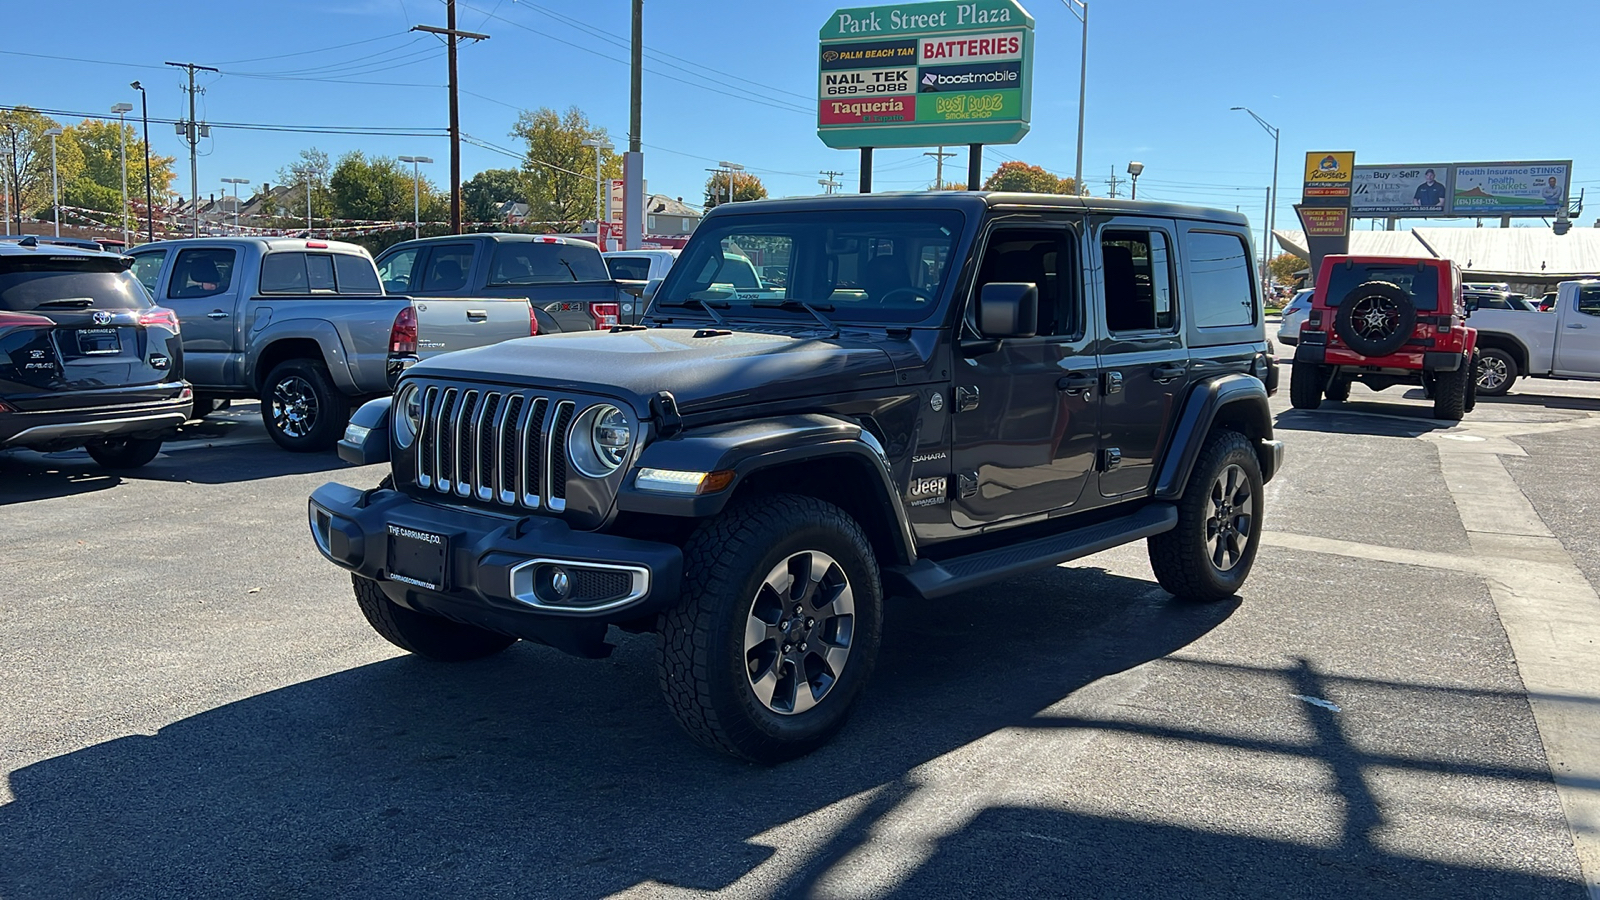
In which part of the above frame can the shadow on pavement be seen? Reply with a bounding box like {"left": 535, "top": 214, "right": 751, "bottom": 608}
{"left": 1476, "top": 391, "right": 1600, "bottom": 413}
{"left": 0, "top": 567, "right": 1584, "bottom": 898}
{"left": 1273, "top": 406, "right": 1454, "bottom": 438}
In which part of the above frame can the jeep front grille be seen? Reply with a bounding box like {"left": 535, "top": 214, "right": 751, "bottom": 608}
{"left": 415, "top": 387, "right": 573, "bottom": 512}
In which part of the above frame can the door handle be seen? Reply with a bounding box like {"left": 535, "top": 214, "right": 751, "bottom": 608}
{"left": 206, "top": 310, "right": 230, "bottom": 319}
{"left": 1152, "top": 364, "right": 1187, "bottom": 381}
{"left": 1057, "top": 372, "right": 1096, "bottom": 396}
{"left": 1567, "top": 322, "right": 1587, "bottom": 329}
{"left": 466, "top": 309, "right": 488, "bottom": 321}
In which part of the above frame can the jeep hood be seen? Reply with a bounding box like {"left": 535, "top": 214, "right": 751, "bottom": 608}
{"left": 407, "top": 327, "right": 900, "bottom": 413}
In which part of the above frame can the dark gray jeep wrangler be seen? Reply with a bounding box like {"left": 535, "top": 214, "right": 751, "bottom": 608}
{"left": 309, "top": 192, "right": 1283, "bottom": 763}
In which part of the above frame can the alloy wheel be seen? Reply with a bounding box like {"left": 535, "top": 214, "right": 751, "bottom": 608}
{"left": 1206, "top": 464, "right": 1254, "bottom": 572}
{"left": 1477, "top": 356, "right": 1508, "bottom": 391}
{"left": 743, "top": 550, "right": 855, "bottom": 715}
{"left": 271, "top": 375, "right": 318, "bottom": 439}
{"left": 1349, "top": 295, "right": 1402, "bottom": 343}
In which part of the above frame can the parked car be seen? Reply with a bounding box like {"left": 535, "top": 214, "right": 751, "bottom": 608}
{"left": 1465, "top": 281, "right": 1512, "bottom": 293}
{"left": 128, "top": 237, "right": 533, "bottom": 451}
{"left": 375, "top": 234, "right": 634, "bottom": 334}
{"left": 1538, "top": 291, "right": 1559, "bottom": 312}
{"left": 1290, "top": 254, "right": 1478, "bottom": 420}
{"left": 1, "top": 237, "right": 191, "bottom": 468}
{"left": 0, "top": 235, "right": 107, "bottom": 252}
{"left": 1469, "top": 279, "right": 1600, "bottom": 396}
{"left": 602, "top": 248, "right": 678, "bottom": 284}
{"left": 1275, "top": 287, "right": 1314, "bottom": 346}
{"left": 1465, "top": 290, "right": 1538, "bottom": 313}
{"left": 309, "top": 192, "right": 1283, "bottom": 763}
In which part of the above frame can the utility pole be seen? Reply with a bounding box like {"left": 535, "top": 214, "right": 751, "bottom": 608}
{"left": 623, "top": 0, "right": 644, "bottom": 249}
{"left": 1104, "top": 165, "right": 1123, "bottom": 199}
{"left": 112, "top": 103, "right": 133, "bottom": 245}
{"left": 819, "top": 170, "right": 843, "bottom": 194}
{"left": 166, "top": 61, "right": 218, "bottom": 237}
{"left": 413, "top": 3, "right": 488, "bottom": 235}
{"left": 923, "top": 146, "right": 956, "bottom": 188}
{"left": 1062, "top": 0, "right": 1088, "bottom": 195}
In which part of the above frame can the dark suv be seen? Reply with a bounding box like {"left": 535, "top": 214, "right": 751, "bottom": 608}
{"left": 309, "top": 193, "right": 1283, "bottom": 762}
{"left": 1, "top": 238, "right": 191, "bottom": 468}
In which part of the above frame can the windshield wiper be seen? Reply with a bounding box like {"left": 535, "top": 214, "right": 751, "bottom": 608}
{"left": 751, "top": 299, "right": 839, "bottom": 337}
{"left": 33, "top": 297, "right": 95, "bottom": 308}
{"left": 655, "top": 297, "right": 731, "bottom": 327}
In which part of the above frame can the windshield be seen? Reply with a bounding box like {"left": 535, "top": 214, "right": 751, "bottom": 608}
{"left": 0, "top": 256, "right": 149, "bottom": 312}
{"left": 650, "top": 209, "right": 965, "bottom": 324}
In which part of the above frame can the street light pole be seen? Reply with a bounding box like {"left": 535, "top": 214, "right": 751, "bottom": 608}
{"left": 293, "top": 166, "right": 315, "bottom": 233}
{"left": 720, "top": 161, "right": 744, "bottom": 205}
{"left": 580, "top": 138, "right": 612, "bottom": 236}
{"left": 45, "top": 127, "right": 63, "bottom": 237}
{"left": 130, "top": 81, "right": 154, "bottom": 243}
{"left": 1127, "top": 160, "right": 1143, "bottom": 200}
{"left": 1063, "top": 0, "right": 1088, "bottom": 195}
{"left": 1232, "top": 106, "right": 1280, "bottom": 287}
{"left": 221, "top": 177, "right": 249, "bottom": 234}
{"left": 397, "top": 156, "right": 433, "bottom": 240}
{"left": 111, "top": 103, "right": 134, "bottom": 245}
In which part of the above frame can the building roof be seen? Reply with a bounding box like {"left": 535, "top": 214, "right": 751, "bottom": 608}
{"left": 647, "top": 194, "right": 699, "bottom": 218}
{"left": 1273, "top": 227, "right": 1600, "bottom": 278}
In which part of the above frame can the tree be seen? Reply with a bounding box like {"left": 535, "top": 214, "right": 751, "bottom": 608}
{"left": 511, "top": 106, "right": 622, "bottom": 231}
{"left": 275, "top": 147, "right": 333, "bottom": 223}
{"left": 462, "top": 167, "right": 527, "bottom": 224}
{"left": 981, "top": 161, "right": 1082, "bottom": 196}
{"left": 329, "top": 151, "right": 421, "bottom": 222}
{"left": 1268, "top": 251, "right": 1304, "bottom": 285}
{"left": 0, "top": 107, "right": 82, "bottom": 229}
{"left": 928, "top": 180, "right": 968, "bottom": 191}
{"left": 703, "top": 171, "right": 767, "bottom": 210}
{"left": 57, "top": 119, "right": 176, "bottom": 226}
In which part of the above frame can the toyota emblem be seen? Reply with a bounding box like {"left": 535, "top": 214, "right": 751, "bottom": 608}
{"left": 92, "top": 311, "right": 113, "bottom": 325}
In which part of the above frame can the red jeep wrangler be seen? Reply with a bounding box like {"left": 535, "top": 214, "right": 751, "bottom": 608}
{"left": 1289, "top": 254, "right": 1478, "bottom": 420}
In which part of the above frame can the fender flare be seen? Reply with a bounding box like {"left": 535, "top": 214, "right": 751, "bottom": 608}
{"left": 247, "top": 319, "right": 354, "bottom": 394}
{"left": 616, "top": 413, "right": 917, "bottom": 566}
{"left": 1469, "top": 327, "right": 1529, "bottom": 370}
{"left": 1153, "top": 374, "right": 1276, "bottom": 499}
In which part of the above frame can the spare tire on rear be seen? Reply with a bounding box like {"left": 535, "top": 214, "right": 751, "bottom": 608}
{"left": 1334, "top": 281, "right": 1416, "bottom": 357}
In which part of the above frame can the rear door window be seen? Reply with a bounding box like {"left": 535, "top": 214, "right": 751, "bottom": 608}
{"left": 419, "top": 244, "right": 474, "bottom": 292}
{"left": 167, "top": 248, "right": 236, "bottom": 299}
{"left": 1101, "top": 229, "right": 1176, "bottom": 334}
{"left": 333, "top": 254, "right": 381, "bottom": 294}
{"left": 0, "top": 256, "right": 150, "bottom": 311}
{"left": 129, "top": 250, "right": 166, "bottom": 296}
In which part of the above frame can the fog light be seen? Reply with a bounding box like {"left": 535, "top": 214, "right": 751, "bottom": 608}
{"left": 537, "top": 564, "right": 572, "bottom": 603}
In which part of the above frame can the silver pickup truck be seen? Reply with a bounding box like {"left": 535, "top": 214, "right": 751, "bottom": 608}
{"left": 129, "top": 237, "right": 531, "bottom": 451}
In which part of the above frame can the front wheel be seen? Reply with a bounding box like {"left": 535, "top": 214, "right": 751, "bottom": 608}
{"left": 85, "top": 436, "right": 162, "bottom": 469}
{"left": 657, "top": 494, "right": 883, "bottom": 764}
{"left": 1148, "top": 430, "right": 1264, "bottom": 602}
{"left": 261, "top": 359, "right": 348, "bottom": 452}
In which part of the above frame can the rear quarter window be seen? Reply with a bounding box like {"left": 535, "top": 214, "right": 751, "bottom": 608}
{"left": 1186, "top": 231, "right": 1257, "bottom": 328}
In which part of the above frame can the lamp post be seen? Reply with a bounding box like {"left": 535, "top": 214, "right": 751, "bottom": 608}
{"left": 44, "top": 126, "right": 63, "bottom": 237}
{"left": 221, "top": 177, "right": 249, "bottom": 234}
{"left": 130, "top": 81, "right": 154, "bottom": 242}
{"left": 397, "top": 156, "right": 433, "bottom": 240}
{"left": 1231, "top": 106, "right": 1280, "bottom": 288}
{"left": 110, "top": 103, "right": 134, "bottom": 245}
{"left": 1062, "top": 1, "right": 1088, "bottom": 195}
{"left": 580, "top": 139, "right": 612, "bottom": 236}
{"left": 293, "top": 166, "right": 315, "bottom": 233}
{"left": 719, "top": 161, "right": 744, "bottom": 204}
{"left": 1126, "top": 161, "right": 1144, "bottom": 200}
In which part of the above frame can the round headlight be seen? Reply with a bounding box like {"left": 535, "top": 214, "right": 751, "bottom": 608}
{"left": 568, "top": 404, "right": 631, "bottom": 477}
{"left": 394, "top": 384, "right": 422, "bottom": 449}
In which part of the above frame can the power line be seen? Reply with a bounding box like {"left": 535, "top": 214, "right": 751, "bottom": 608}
{"left": 0, "top": 104, "right": 447, "bottom": 136}
{"left": 211, "top": 32, "right": 414, "bottom": 66}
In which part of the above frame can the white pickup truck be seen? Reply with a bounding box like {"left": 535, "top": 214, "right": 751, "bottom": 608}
{"left": 1470, "top": 279, "right": 1600, "bottom": 395}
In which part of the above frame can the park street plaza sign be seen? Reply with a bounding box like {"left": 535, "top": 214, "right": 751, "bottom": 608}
{"left": 818, "top": 0, "right": 1035, "bottom": 150}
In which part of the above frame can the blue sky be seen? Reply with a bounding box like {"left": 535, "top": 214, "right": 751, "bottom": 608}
{"left": 5, "top": 0, "right": 1596, "bottom": 232}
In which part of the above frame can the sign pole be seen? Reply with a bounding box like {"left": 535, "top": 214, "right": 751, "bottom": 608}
{"left": 967, "top": 144, "right": 982, "bottom": 191}
{"left": 860, "top": 147, "right": 872, "bottom": 194}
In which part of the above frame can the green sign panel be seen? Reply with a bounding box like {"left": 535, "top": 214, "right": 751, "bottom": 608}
{"left": 818, "top": 0, "right": 1035, "bottom": 150}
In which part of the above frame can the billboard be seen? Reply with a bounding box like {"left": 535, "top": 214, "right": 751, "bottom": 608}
{"left": 1348, "top": 161, "right": 1572, "bottom": 218}
{"left": 1302, "top": 152, "right": 1354, "bottom": 198}
{"left": 818, "top": 0, "right": 1034, "bottom": 150}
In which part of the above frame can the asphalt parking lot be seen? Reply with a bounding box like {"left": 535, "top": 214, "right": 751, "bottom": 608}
{"left": 4, "top": 377, "right": 1600, "bottom": 899}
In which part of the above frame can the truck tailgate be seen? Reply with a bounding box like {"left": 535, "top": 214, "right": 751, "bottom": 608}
{"left": 413, "top": 298, "right": 529, "bottom": 358}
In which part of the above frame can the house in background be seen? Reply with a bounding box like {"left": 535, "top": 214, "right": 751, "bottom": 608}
{"left": 646, "top": 195, "right": 700, "bottom": 236}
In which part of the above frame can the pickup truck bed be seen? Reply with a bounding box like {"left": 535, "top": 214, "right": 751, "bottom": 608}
{"left": 1470, "top": 280, "right": 1600, "bottom": 395}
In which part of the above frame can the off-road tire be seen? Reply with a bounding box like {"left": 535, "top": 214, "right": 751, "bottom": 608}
{"left": 84, "top": 436, "right": 163, "bottom": 469}
{"left": 1464, "top": 351, "right": 1479, "bottom": 413}
{"left": 1334, "top": 280, "right": 1417, "bottom": 357}
{"left": 261, "top": 359, "right": 347, "bottom": 452}
{"left": 351, "top": 574, "right": 516, "bottom": 661}
{"left": 1433, "top": 357, "right": 1470, "bottom": 421}
{"left": 1289, "top": 363, "right": 1326, "bottom": 410}
{"left": 1475, "top": 347, "right": 1518, "bottom": 397}
{"left": 1324, "top": 377, "right": 1352, "bottom": 403}
{"left": 1148, "top": 429, "right": 1264, "bottom": 602}
{"left": 657, "top": 494, "right": 883, "bottom": 764}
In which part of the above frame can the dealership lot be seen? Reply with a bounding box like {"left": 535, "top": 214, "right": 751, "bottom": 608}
{"left": 3, "top": 381, "right": 1599, "bottom": 898}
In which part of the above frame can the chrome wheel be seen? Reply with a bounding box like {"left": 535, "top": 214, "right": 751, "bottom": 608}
{"left": 1206, "top": 464, "right": 1254, "bottom": 572}
{"left": 743, "top": 550, "right": 855, "bottom": 716}
{"left": 271, "top": 375, "right": 318, "bottom": 439}
{"left": 1476, "top": 355, "right": 1508, "bottom": 391}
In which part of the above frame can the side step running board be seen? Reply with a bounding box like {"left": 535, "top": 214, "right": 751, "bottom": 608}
{"left": 883, "top": 503, "right": 1178, "bottom": 601}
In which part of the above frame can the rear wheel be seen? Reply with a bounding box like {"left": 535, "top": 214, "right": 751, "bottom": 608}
{"left": 1464, "top": 351, "right": 1479, "bottom": 413}
{"left": 261, "top": 359, "right": 347, "bottom": 452}
{"left": 1324, "top": 377, "right": 1352, "bottom": 402}
{"left": 1433, "top": 358, "right": 1469, "bottom": 421}
{"left": 1148, "top": 429, "right": 1264, "bottom": 602}
{"left": 351, "top": 574, "right": 516, "bottom": 661}
{"left": 84, "top": 436, "right": 162, "bottom": 469}
{"left": 1475, "top": 348, "right": 1518, "bottom": 396}
{"left": 1289, "top": 363, "right": 1325, "bottom": 410}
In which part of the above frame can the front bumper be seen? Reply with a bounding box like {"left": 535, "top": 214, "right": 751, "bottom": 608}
{"left": 0, "top": 396, "right": 192, "bottom": 450}
{"left": 308, "top": 482, "right": 683, "bottom": 652}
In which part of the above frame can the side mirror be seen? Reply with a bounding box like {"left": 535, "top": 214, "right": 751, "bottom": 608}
{"left": 977, "top": 282, "right": 1038, "bottom": 339}
{"left": 1463, "top": 297, "right": 1478, "bottom": 313}
{"left": 338, "top": 396, "right": 391, "bottom": 467}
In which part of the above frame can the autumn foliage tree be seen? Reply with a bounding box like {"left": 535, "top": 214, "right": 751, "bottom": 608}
{"left": 981, "top": 161, "right": 1083, "bottom": 196}
{"left": 512, "top": 106, "right": 622, "bottom": 230}
{"left": 704, "top": 171, "right": 767, "bottom": 209}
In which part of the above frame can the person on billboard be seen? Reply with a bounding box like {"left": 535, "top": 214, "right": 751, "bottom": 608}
{"left": 1413, "top": 169, "right": 1446, "bottom": 208}
{"left": 1542, "top": 176, "right": 1563, "bottom": 205}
